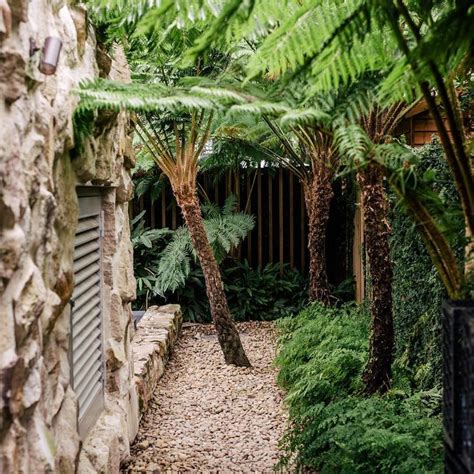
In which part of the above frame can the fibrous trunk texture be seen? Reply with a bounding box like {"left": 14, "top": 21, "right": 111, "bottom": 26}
{"left": 303, "top": 168, "right": 333, "bottom": 305}
{"left": 358, "top": 165, "right": 394, "bottom": 394}
{"left": 466, "top": 235, "right": 474, "bottom": 299}
{"left": 174, "top": 185, "right": 251, "bottom": 367}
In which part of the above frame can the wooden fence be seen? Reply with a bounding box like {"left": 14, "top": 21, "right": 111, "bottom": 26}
{"left": 133, "top": 166, "right": 355, "bottom": 288}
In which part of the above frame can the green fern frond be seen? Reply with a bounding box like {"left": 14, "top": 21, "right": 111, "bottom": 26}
{"left": 205, "top": 212, "right": 255, "bottom": 261}
{"left": 333, "top": 123, "right": 373, "bottom": 168}
{"left": 156, "top": 226, "right": 194, "bottom": 295}
{"left": 222, "top": 194, "right": 238, "bottom": 216}
{"left": 155, "top": 199, "right": 254, "bottom": 294}
{"left": 77, "top": 79, "right": 219, "bottom": 114}
{"left": 229, "top": 100, "right": 290, "bottom": 117}
{"left": 280, "top": 108, "right": 331, "bottom": 128}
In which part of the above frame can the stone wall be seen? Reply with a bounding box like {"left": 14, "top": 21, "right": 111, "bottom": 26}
{"left": 0, "top": 1, "right": 137, "bottom": 472}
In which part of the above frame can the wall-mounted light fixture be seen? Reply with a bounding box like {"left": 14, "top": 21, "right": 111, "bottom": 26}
{"left": 39, "top": 36, "right": 62, "bottom": 75}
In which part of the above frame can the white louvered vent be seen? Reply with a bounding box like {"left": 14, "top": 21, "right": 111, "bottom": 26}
{"left": 71, "top": 192, "right": 104, "bottom": 437}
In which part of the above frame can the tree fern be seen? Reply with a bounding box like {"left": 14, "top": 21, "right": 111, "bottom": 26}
{"left": 155, "top": 196, "right": 254, "bottom": 294}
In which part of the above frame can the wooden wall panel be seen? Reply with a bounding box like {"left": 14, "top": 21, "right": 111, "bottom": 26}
{"left": 135, "top": 167, "right": 354, "bottom": 287}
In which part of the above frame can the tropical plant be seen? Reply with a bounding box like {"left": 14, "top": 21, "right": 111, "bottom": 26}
{"left": 356, "top": 103, "right": 416, "bottom": 394}
{"left": 214, "top": 80, "right": 370, "bottom": 306}
{"left": 77, "top": 42, "right": 255, "bottom": 366}
{"left": 148, "top": 0, "right": 474, "bottom": 300}
{"left": 132, "top": 196, "right": 254, "bottom": 312}
{"left": 276, "top": 302, "right": 443, "bottom": 472}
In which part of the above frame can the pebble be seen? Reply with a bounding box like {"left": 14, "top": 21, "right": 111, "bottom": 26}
{"left": 122, "top": 322, "right": 289, "bottom": 473}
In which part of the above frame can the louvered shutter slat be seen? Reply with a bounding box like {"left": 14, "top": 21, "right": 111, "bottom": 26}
{"left": 74, "top": 261, "right": 100, "bottom": 287}
{"left": 74, "top": 252, "right": 101, "bottom": 274}
{"left": 75, "top": 228, "right": 100, "bottom": 247}
{"left": 76, "top": 217, "right": 99, "bottom": 234}
{"left": 74, "top": 352, "right": 102, "bottom": 389}
{"left": 73, "top": 313, "right": 101, "bottom": 350}
{"left": 73, "top": 280, "right": 100, "bottom": 308}
{"left": 71, "top": 194, "right": 104, "bottom": 433}
{"left": 74, "top": 241, "right": 101, "bottom": 260}
{"left": 73, "top": 304, "right": 101, "bottom": 336}
{"left": 79, "top": 382, "right": 103, "bottom": 421}
{"left": 73, "top": 337, "right": 102, "bottom": 371}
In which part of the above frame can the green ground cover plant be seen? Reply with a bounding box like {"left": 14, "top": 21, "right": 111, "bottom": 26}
{"left": 276, "top": 302, "right": 443, "bottom": 473}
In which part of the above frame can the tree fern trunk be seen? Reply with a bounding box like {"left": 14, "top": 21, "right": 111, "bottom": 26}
{"left": 358, "top": 165, "right": 394, "bottom": 394}
{"left": 174, "top": 185, "right": 251, "bottom": 367}
{"left": 303, "top": 169, "right": 333, "bottom": 305}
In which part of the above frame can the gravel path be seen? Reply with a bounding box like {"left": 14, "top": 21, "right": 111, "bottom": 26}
{"left": 123, "top": 321, "right": 288, "bottom": 473}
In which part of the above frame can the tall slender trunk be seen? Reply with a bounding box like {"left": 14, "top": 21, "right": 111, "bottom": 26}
{"left": 174, "top": 184, "right": 251, "bottom": 367}
{"left": 303, "top": 167, "right": 333, "bottom": 305}
{"left": 358, "top": 165, "right": 394, "bottom": 394}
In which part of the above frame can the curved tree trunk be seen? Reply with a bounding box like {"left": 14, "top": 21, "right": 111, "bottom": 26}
{"left": 358, "top": 165, "right": 394, "bottom": 394}
{"left": 303, "top": 167, "right": 333, "bottom": 305}
{"left": 174, "top": 184, "right": 251, "bottom": 367}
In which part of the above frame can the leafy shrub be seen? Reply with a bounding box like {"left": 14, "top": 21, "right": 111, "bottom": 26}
{"left": 132, "top": 198, "right": 307, "bottom": 322}
{"left": 277, "top": 303, "right": 368, "bottom": 398}
{"left": 276, "top": 303, "right": 443, "bottom": 473}
{"left": 284, "top": 393, "right": 442, "bottom": 473}
{"left": 224, "top": 260, "right": 307, "bottom": 321}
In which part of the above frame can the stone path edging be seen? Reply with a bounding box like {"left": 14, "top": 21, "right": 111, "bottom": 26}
{"left": 131, "top": 304, "right": 182, "bottom": 432}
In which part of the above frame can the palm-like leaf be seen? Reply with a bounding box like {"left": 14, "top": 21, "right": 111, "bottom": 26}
{"left": 155, "top": 196, "right": 255, "bottom": 294}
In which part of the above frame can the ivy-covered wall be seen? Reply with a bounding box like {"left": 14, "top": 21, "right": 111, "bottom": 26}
{"left": 390, "top": 141, "right": 462, "bottom": 389}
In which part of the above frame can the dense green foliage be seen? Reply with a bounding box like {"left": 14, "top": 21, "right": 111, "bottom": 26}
{"left": 276, "top": 303, "right": 443, "bottom": 473}
{"left": 223, "top": 260, "right": 307, "bottom": 321}
{"left": 132, "top": 206, "right": 307, "bottom": 322}
{"left": 390, "top": 141, "right": 462, "bottom": 389}
{"left": 132, "top": 195, "right": 253, "bottom": 299}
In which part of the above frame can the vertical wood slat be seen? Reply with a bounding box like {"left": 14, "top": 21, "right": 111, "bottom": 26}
{"left": 257, "top": 168, "right": 263, "bottom": 270}
{"left": 246, "top": 173, "right": 252, "bottom": 265}
{"left": 279, "top": 168, "right": 284, "bottom": 273}
{"left": 235, "top": 170, "right": 240, "bottom": 211}
{"left": 236, "top": 170, "right": 241, "bottom": 259}
{"left": 150, "top": 199, "right": 155, "bottom": 228}
{"left": 161, "top": 190, "right": 166, "bottom": 227}
{"left": 289, "top": 172, "right": 295, "bottom": 269}
{"left": 214, "top": 180, "right": 219, "bottom": 205}
{"left": 268, "top": 173, "right": 273, "bottom": 264}
{"left": 172, "top": 200, "right": 177, "bottom": 230}
{"left": 300, "top": 185, "right": 305, "bottom": 271}
{"left": 226, "top": 171, "right": 232, "bottom": 197}
{"left": 353, "top": 189, "right": 365, "bottom": 303}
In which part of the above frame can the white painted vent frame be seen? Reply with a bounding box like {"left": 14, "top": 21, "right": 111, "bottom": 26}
{"left": 70, "top": 187, "right": 106, "bottom": 439}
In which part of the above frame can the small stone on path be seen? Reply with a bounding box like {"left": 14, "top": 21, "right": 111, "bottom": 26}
{"left": 122, "top": 321, "right": 288, "bottom": 473}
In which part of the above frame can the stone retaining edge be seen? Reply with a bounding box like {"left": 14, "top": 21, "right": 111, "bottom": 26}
{"left": 129, "top": 304, "right": 182, "bottom": 441}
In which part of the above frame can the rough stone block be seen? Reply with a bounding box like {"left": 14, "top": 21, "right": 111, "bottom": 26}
{"left": 0, "top": 49, "right": 26, "bottom": 104}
